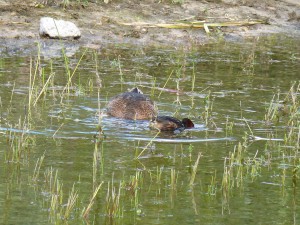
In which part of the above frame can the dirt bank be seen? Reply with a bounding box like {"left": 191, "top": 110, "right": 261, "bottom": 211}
{"left": 0, "top": 0, "right": 299, "bottom": 48}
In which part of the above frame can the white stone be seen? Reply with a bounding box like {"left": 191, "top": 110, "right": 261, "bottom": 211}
{"left": 39, "top": 17, "right": 81, "bottom": 39}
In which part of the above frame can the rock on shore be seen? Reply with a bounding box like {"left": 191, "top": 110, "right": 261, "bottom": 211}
{"left": 39, "top": 17, "right": 81, "bottom": 39}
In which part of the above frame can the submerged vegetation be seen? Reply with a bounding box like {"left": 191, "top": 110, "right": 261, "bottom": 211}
{"left": 0, "top": 37, "right": 300, "bottom": 224}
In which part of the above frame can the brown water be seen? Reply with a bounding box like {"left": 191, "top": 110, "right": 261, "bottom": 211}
{"left": 0, "top": 36, "right": 299, "bottom": 225}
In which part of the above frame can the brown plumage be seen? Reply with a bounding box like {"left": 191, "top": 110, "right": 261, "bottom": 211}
{"left": 106, "top": 87, "right": 157, "bottom": 120}
{"left": 150, "top": 116, "right": 194, "bottom": 131}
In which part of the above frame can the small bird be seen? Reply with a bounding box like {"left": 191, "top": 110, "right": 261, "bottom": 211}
{"left": 150, "top": 116, "right": 194, "bottom": 131}
{"left": 106, "top": 87, "right": 157, "bottom": 120}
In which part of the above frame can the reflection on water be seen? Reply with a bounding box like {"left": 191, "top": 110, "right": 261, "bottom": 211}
{"left": 0, "top": 36, "right": 299, "bottom": 225}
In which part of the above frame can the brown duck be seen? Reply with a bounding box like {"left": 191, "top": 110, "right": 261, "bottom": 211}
{"left": 106, "top": 87, "right": 157, "bottom": 120}
{"left": 150, "top": 116, "right": 194, "bottom": 131}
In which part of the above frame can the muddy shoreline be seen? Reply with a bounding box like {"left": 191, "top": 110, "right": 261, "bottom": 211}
{"left": 0, "top": 0, "right": 299, "bottom": 53}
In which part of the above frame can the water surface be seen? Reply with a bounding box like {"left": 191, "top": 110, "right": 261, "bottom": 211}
{"left": 0, "top": 36, "right": 299, "bottom": 225}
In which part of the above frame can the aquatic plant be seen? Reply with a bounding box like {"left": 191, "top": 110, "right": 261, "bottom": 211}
{"left": 5, "top": 117, "right": 36, "bottom": 163}
{"left": 225, "top": 116, "right": 234, "bottom": 138}
{"left": 155, "top": 166, "right": 164, "bottom": 184}
{"left": 82, "top": 182, "right": 104, "bottom": 219}
{"left": 158, "top": 70, "right": 174, "bottom": 98}
{"left": 125, "top": 170, "right": 143, "bottom": 213}
{"left": 135, "top": 131, "right": 161, "bottom": 159}
{"left": 207, "top": 170, "right": 217, "bottom": 196}
{"left": 221, "top": 143, "right": 244, "bottom": 194}
{"left": 93, "top": 126, "right": 105, "bottom": 188}
{"left": 189, "top": 152, "right": 201, "bottom": 187}
{"left": 63, "top": 184, "right": 79, "bottom": 221}
{"left": 169, "top": 167, "right": 178, "bottom": 190}
{"left": 201, "top": 90, "right": 216, "bottom": 127}
{"left": 61, "top": 48, "right": 89, "bottom": 98}
{"left": 32, "top": 166, "right": 82, "bottom": 223}
{"left": 110, "top": 55, "right": 124, "bottom": 84}
{"left": 32, "top": 153, "right": 45, "bottom": 182}
{"left": 105, "top": 180, "right": 123, "bottom": 218}
{"left": 265, "top": 81, "right": 299, "bottom": 125}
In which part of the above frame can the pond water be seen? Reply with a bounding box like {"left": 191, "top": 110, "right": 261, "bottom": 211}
{"left": 0, "top": 36, "right": 299, "bottom": 225}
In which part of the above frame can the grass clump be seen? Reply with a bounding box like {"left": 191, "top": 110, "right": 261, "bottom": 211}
{"left": 105, "top": 180, "right": 123, "bottom": 218}
{"left": 265, "top": 82, "right": 299, "bottom": 125}
{"left": 201, "top": 90, "right": 216, "bottom": 128}
{"left": 43, "top": 167, "right": 80, "bottom": 223}
{"left": 189, "top": 151, "right": 202, "bottom": 187}
{"left": 207, "top": 170, "right": 217, "bottom": 196}
{"left": 5, "top": 118, "right": 36, "bottom": 163}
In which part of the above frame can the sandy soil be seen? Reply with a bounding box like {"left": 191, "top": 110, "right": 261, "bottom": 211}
{"left": 0, "top": 0, "right": 299, "bottom": 48}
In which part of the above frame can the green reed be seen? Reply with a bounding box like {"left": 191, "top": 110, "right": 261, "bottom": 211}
{"left": 135, "top": 131, "right": 160, "bottom": 159}
{"left": 222, "top": 142, "right": 245, "bottom": 193}
{"left": 189, "top": 152, "right": 202, "bottom": 187}
{"left": 110, "top": 55, "right": 124, "bottom": 84}
{"left": 126, "top": 170, "right": 143, "bottom": 211}
{"left": 93, "top": 50, "right": 102, "bottom": 90}
{"left": 156, "top": 166, "right": 164, "bottom": 184}
{"left": 207, "top": 170, "right": 217, "bottom": 196}
{"left": 28, "top": 43, "right": 41, "bottom": 109}
{"left": 187, "top": 62, "right": 197, "bottom": 118}
{"left": 263, "top": 81, "right": 299, "bottom": 163}
{"left": 41, "top": 167, "right": 82, "bottom": 223}
{"left": 174, "top": 69, "right": 183, "bottom": 107}
{"left": 170, "top": 168, "right": 178, "bottom": 190}
{"left": 158, "top": 69, "right": 174, "bottom": 98}
{"left": 225, "top": 116, "right": 234, "bottom": 138}
{"left": 264, "top": 93, "right": 281, "bottom": 123}
{"left": 63, "top": 184, "right": 79, "bottom": 220}
{"left": 265, "top": 81, "right": 299, "bottom": 125}
{"left": 32, "top": 153, "right": 45, "bottom": 182}
{"left": 105, "top": 180, "right": 123, "bottom": 218}
{"left": 33, "top": 72, "right": 55, "bottom": 107}
{"left": 82, "top": 182, "right": 104, "bottom": 219}
{"left": 30, "top": 158, "right": 105, "bottom": 223}
{"left": 244, "top": 150, "right": 263, "bottom": 181}
{"left": 61, "top": 48, "right": 89, "bottom": 98}
{"left": 93, "top": 141, "right": 99, "bottom": 188}
{"left": 150, "top": 76, "right": 157, "bottom": 98}
{"left": 5, "top": 117, "right": 35, "bottom": 163}
{"left": 202, "top": 90, "right": 215, "bottom": 127}
{"left": 93, "top": 139, "right": 105, "bottom": 183}
{"left": 292, "top": 161, "right": 299, "bottom": 188}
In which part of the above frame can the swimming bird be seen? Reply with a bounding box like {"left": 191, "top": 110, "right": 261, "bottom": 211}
{"left": 150, "top": 115, "right": 194, "bottom": 131}
{"left": 106, "top": 87, "right": 157, "bottom": 120}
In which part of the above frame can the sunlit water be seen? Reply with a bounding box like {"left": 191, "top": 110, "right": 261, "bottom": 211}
{"left": 0, "top": 36, "right": 299, "bottom": 225}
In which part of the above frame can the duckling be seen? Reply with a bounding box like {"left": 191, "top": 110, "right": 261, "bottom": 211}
{"left": 150, "top": 116, "right": 194, "bottom": 131}
{"left": 107, "top": 87, "right": 157, "bottom": 120}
